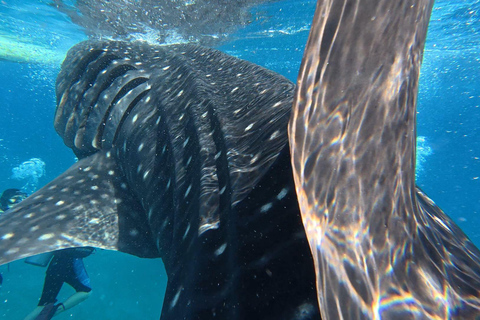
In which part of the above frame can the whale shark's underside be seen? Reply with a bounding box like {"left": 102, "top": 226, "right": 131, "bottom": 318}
{"left": 1, "top": 0, "right": 480, "bottom": 319}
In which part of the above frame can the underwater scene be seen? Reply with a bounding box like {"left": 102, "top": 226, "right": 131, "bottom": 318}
{"left": 0, "top": 0, "right": 479, "bottom": 319}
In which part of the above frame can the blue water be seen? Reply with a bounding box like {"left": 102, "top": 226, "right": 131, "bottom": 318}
{"left": 0, "top": 0, "right": 479, "bottom": 318}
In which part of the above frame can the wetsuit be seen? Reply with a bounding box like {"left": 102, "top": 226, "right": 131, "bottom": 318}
{"left": 38, "top": 248, "right": 93, "bottom": 306}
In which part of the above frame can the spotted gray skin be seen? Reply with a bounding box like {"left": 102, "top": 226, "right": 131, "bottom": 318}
{"left": 0, "top": 40, "right": 320, "bottom": 319}
{"left": 289, "top": 0, "right": 480, "bottom": 319}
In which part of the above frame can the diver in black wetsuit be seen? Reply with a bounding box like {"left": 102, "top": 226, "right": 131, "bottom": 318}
{"left": 24, "top": 247, "right": 94, "bottom": 320}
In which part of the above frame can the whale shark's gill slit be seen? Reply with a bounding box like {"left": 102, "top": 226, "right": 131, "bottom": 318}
{"left": 73, "top": 64, "right": 139, "bottom": 152}
{"left": 98, "top": 77, "right": 149, "bottom": 149}
{"left": 55, "top": 48, "right": 104, "bottom": 108}
{"left": 63, "top": 53, "right": 121, "bottom": 152}
{"left": 206, "top": 103, "right": 238, "bottom": 298}
{"left": 111, "top": 77, "right": 149, "bottom": 107}
{"left": 149, "top": 108, "right": 176, "bottom": 256}
{"left": 91, "top": 64, "right": 137, "bottom": 108}
{"left": 111, "top": 88, "right": 151, "bottom": 147}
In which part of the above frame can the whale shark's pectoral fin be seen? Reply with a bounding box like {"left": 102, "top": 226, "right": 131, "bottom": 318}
{"left": 0, "top": 151, "right": 159, "bottom": 264}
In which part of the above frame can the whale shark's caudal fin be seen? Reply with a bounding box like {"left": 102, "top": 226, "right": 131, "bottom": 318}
{"left": 290, "top": 0, "right": 480, "bottom": 319}
{"left": 0, "top": 151, "right": 159, "bottom": 265}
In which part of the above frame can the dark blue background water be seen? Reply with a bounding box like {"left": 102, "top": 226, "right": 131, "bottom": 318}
{"left": 0, "top": 0, "right": 479, "bottom": 318}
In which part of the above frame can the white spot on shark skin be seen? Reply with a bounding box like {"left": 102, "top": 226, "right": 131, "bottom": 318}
{"left": 156, "top": 116, "right": 161, "bottom": 125}
{"left": 219, "top": 186, "right": 226, "bottom": 195}
{"left": 260, "top": 89, "right": 268, "bottom": 94}
{"left": 143, "top": 170, "right": 150, "bottom": 181}
{"left": 183, "top": 223, "right": 191, "bottom": 240}
{"left": 177, "top": 90, "right": 184, "bottom": 97}
{"left": 260, "top": 203, "right": 273, "bottom": 213}
{"left": 83, "top": 166, "right": 92, "bottom": 172}
{"left": 184, "top": 184, "right": 192, "bottom": 198}
{"left": 64, "top": 176, "right": 74, "bottom": 180}
{"left": 250, "top": 153, "right": 261, "bottom": 164}
{"left": 269, "top": 130, "right": 280, "bottom": 140}
{"left": 137, "top": 164, "right": 143, "bottom": 174}
{"left": 88, "top": 218, "right": 100, "bottom": 224}
{"left": 132, "top": 114, "right": 139, "bottom": 124}
{"left": 6, "top": 248, "right": 19, "bottom": 255}
{"left": 215, "top": 151, "right": 222, "bottom": 160}
{"left": 38, "top": 233, "right": 54, "bottom": 241}
{"left": 162, "top": 65, "right": 170, "bottom": 70}
{"left": 198, "top": 222, "right": 220, "bottom": 235}
{"left": 245, "top": 123, "right": 254, "bottom": 131}
{"left": 186, "top": 156, "right": 192, "bottom": 166}
{"left": 129, "top": 229, "right": 139, "bottom": 237}
{"left": 135, "top": 61, "right": 142, "bottom": 66}
{"left": 231, "top": 87, "right": 239, "bottom": 93}
{"left": 138, "top": 143, "right": 145, "bottom": 152}
{"left": 183, "top": 137, "right": 190, "bottom": 147}
{"left": 33, "top": 195, "right": 44, "bottom": 200}
{"left": 2, "top": 233, "right": 14, "bottom": 240}
{"left": 30, "top": 226, "right": 39, "bottom": 232}
{"left": 170, "top": 286, "right": 183, "bottom": 309}
{"left": 56, "top": 214, "right": 67, "bottom": 220}
{"left": 276, "top": 188, "right": 289, "bottom": 200}
{"left": 215, "top": 243, "right": 227, "bottom": 256}
{"left": 61, "top": 187, "right": 70, "bottom": 193}
{"left": 272, "top": 101, "right": 282, "bottom": 108}
{"left": 24, "top": 213, "right": 35, "bottom": 219}
{"left": 91, "top": 186, "right": 99, "bottom": 191}
{"left": 48, "top": 185, "right": 57, "bottom": 190}
{"left": 108, "top": 170, "right": 115, "bottom": 176}
{"left": 55, "top": 200, "right": 65, "bottom": 206}
{"left": 166, "top": 179, "right": 171, "bottom": 189}
{"left": 121, "top": 183, "right": 127, "bottom": 190}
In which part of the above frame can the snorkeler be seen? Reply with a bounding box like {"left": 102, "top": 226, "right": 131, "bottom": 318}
{"left": 24, "top": 247, "right": 94, "bottom": 320}
{"left": 0, "top": 188, "right": 27, "bottom": 214}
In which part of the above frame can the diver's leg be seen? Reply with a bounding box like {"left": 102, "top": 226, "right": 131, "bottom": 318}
{"left": 24, "top": 272, "right": 63, "bottom": 320}
{"left": 53, "top": 291, "right": 91, "bottom": 316}
{"left": 54, "top": 259, "right": 92, "bottom": 316}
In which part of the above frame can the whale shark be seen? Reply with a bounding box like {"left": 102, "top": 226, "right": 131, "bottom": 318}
{"left": 289, "top": 0, "right": 480, "bottom": 319}
{"left": 0, "top": 40, "right": 320, "bottom": 319}
{"left": 1, "top": 0, "right": 480, "bottom": 319}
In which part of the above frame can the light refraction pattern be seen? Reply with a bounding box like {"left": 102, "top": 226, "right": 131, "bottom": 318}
{"left": 289, "top": 0, "right": 480, "bottom": 319}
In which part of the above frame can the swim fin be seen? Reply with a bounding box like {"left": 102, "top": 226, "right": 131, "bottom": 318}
{"left": 34, "top": 303, "right": 60, "bottom": 320}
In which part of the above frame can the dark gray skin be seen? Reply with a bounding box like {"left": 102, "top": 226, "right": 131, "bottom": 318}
{"left": 290, "top": 0, "right": 480, "bottom": 319}
{"left": 0, "top": 41, "right": 320, "bottom": 319}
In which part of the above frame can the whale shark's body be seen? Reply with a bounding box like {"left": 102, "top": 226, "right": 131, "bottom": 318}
{"left": 0, "top": 41, "right": 320, "bottom": 319}
{"left": 1, "top": 0, "right": 480, "bottom": 319}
